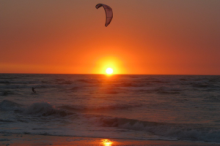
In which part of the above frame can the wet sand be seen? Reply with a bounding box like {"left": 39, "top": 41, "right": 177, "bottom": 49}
{"left": 0, "top": 133, "right": 219, "bottom": 146}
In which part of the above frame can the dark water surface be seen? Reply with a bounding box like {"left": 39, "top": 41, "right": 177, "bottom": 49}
{"left": 0, "top": 74, "right": 220, "bottom": 143}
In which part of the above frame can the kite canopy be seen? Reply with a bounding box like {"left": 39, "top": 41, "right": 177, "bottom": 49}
{"left": 96, "top": 3, "right": 113, "bottom": 27}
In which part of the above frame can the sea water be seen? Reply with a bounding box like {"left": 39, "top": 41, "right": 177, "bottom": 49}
{"left": 0, "top": 74, "right": 220, "bottom": 143}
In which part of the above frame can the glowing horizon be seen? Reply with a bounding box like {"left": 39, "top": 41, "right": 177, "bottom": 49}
{"left": 0, "top": 1, "right": 220, "bottom": 75}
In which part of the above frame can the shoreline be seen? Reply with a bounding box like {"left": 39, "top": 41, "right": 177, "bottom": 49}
{"left": 1, "top": 133, "right": 219, "bottom": 146}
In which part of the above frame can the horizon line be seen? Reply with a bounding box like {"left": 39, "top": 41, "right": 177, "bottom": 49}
{"left": 0, "top": 73, "right": 219, "bottom": 76}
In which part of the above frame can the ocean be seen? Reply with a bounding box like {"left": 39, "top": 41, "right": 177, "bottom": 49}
{"left": 0, "top": 74, "right": 220, "bottom": 144}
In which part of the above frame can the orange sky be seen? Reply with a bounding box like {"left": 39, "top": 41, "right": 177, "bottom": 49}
{"left": 0, "top": 0, "right": 220, "bottom": 75}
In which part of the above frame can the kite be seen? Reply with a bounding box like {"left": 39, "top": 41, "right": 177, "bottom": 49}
{"left": 96, "top": 3, "right": 113, "bottom": 27}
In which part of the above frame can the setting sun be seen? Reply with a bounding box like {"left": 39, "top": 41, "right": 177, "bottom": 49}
{"left": 106, "top": 68, "right": 113, "bottom": 75}
{"left": 102, "top": 139, "right": 113, "bottom": 146}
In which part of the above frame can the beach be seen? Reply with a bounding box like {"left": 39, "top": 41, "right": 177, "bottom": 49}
{"left": 1, "top": 133, "right": 219, "bottom": 146}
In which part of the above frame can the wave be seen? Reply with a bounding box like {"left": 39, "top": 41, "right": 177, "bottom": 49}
{"left": 0, "top": 100, "right": 73, "bottom": 117}
{"left": 56, "top": 78, "right": 73, "bottom": 85}
{"left": 0, "top": 81, "right": 10, "bottom": 84}
{"left": 136, "top": 87, "right": 181, "bottom": 94}
{"left": 60, "top": 103, "right": 141, "bottom": 112}
{"left": 96, "top": 116, "right": 220, "bottom": 143}
{"left": 1, "top": 100, "right": 220, "bottom": 143}
{"left": 0, "top": 90, "right": 14, "bottom": 96}
{"left": 0, "top": 100, "right": 140, "bottom": 117}
{"left": 0, "top": 100, "right": 22, "bottom": 111}
{"left": 203, "top": 96, "right": 220, "bottom": 103}
{"left": 77, "top": 79, "right": 101, "bottom": 84}
{"left": 24, "top": 102, "right": 74, "bottom": 117}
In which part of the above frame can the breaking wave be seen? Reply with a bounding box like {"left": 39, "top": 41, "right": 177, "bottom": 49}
{"left": 0, "top": 100, "right": 21, "bottom": 111}
{"left": 24, "top": 102, "right": 73, "bottom": 117}
{"left": 96, "top": 116, "right": 220, "bottom": 143}
{"left": 60, "top": 103, "right": 141, "bottom": 112}
{"left": 0, "top": 100, "right": 73, "bottom": 117}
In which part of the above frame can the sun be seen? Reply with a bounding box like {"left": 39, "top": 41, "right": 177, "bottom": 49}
{"left": 105, "top": 68, "right": 113, "bottom": 75}
{"left": 101, "top": 139, "right": 113, "bottom": 146}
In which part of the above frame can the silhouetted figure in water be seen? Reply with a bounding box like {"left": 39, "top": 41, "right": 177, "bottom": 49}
{"left": 32, "top": 87, "right": 36, "bottom": 94}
